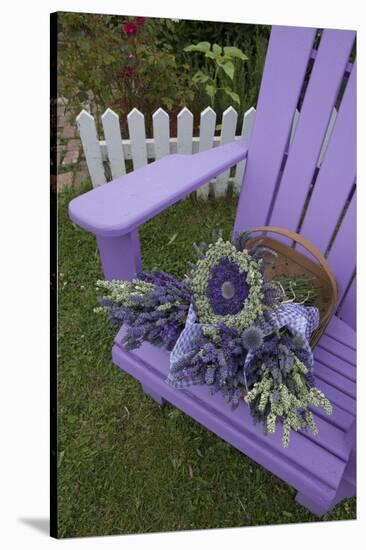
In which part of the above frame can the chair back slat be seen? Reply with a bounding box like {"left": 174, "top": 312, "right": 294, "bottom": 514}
{"left": 299, "top": 64, "right": 356, "bottom": 256}
{"left": 326, "top": 192, "right": 356, "bottom": 304}
{"left": 233, "top": 26, "right": 356, "bottom": 329}
{"left": 233, "top": 25, "right": 316, "bottom": 233}
{"left": 268, "top": 30, "right": 355, "bottom": 231}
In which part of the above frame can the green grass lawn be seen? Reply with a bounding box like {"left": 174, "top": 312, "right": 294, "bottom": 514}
{"left": 57, "top": 184, "right": 356, "bottom": 538}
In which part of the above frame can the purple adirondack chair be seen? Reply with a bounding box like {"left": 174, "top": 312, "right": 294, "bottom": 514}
{"left": 69, "top": 25, "right": 356, "bottom": 516}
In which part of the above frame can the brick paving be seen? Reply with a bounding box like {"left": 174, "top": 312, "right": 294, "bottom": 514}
{"left": 56, "top": 98, "right": 90, "bottom": 192}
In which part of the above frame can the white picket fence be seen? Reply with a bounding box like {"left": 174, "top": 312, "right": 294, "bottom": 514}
{"left": 76, "top": 105, "right": 338, "bottom": 199}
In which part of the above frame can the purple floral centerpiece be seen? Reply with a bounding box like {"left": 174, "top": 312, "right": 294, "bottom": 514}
{"left": 206, "top": 258, "right": 250, "bottom": 315}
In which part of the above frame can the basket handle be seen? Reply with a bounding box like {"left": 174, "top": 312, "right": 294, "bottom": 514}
{"left": 249, "top": 225, "right": 338, "bottom": 301}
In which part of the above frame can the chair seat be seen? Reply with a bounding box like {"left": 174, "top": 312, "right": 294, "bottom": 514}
{"left": 112, "top": 315, "right": 356, "bottom": 513}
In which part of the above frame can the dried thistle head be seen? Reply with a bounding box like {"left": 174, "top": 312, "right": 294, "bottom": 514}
{"left": 241, "top": 326, "right": 264, "bottom": 351}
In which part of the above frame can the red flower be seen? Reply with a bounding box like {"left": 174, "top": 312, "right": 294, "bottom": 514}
{"left": 135, "top": 16, "right": 145, "bottom": 26}
{"left": 125, "top": 65, "right": 135, "bottom": 75}
{"left": 123, "top": 21, "right": 137, "bottom": 36}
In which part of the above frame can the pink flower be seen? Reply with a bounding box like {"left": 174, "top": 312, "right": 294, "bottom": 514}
{"left": 123, "top": 21, "right": 137, "bottom": 36}
{"left": 125, "top": 65, "right": 135, "bottom": 75}
{"left": 127, "top": 53, "right": 135, "bottom": 61}
{"left": 135, "top": 16, "right": 145, "bottom": 26}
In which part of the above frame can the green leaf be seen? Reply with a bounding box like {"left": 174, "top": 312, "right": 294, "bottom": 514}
{"left": 221, "top": 61, "right": 235, "bottom": 80}
{"left": 103, "top": 53, "right": 115, "bottom": 65}
{"left": 161, "top": 97, "right": 173, "bottom": 111}
{"left": 224, "top": 88, "right": 241, "bottom": 105}
{"left": 184, "top": 41, "right": 211, "bottom": 53}
{"left": 77, "top": 92, "right": 88, "bottom": 102}
{"left": 223, "top": 46, "right": 248, "bottom": 61}
{"left": 167, "top": 233, "right": 178, "bottom": 246}
{"left": 205, "top": 84, "right": 216, "bottom": 102}
{"left": 58, "top": 450, "right": 65, "bottom": 468}
{"left": 212, "top": 44, "right": 222, "bottom": 56}
{"left": 192, "top": 71, "right": 210, "bottom": 85}
{"left": 204, "top": 51, "right": 216, "bottom": 60}
{"left": 197, "top": 41, "right": 211, "bottom": 51}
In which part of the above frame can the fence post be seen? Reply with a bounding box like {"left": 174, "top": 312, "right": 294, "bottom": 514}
{"left": 76, "top": 110, "right": 106, "bottom": 188}
{"left": 152, "top": 108, "right": 170, "bottom": 160}
{"left": 197, "top": 107, "right": 216, "bottom": 200}
{"left": 101, "top": 108, "right": 126, "bottom": 179}
{"left": 214, "top": 107, "right": 238, "bottom": 197}
{"left": 177, "top": 107, "right": 193, "bottom": 155}
{"left": 127, "top": 108, "right": 148, "bottom": 169}
{"left": 77, "top": 104, "right": 260, "bottom": 196}
{"left": 233, "top": 107, "right": 256, "bottom": 194}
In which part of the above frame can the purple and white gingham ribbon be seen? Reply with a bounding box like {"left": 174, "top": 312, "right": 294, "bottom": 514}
{"left": 242, "top": 303, "right": 319, "bottom": 390}
{"left": 166, "top": 303, "right": 319, "bottom": 389}
{"left": 166, "top": 305, "right": 208, "bottom": 388}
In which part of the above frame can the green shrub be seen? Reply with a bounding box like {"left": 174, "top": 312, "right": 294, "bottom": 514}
{"left": 184, "top": 42, "right": 248, "bottom": 110}
{"left": 156, "top": 20, "right": 270, "bottom": 123}
{"left": 58, "top": 13, "right": 269, "bottom": 132}
{"left": 58, "top": 13, "right": 194, "bottom": 127}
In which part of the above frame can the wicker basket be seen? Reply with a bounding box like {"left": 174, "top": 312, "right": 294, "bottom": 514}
{"left": 246, "top": 226, "right": 338, "bottom": 347}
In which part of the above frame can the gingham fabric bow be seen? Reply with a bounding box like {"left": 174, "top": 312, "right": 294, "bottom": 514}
{"left": 166, "top": 305, "right": 208, "bottom": 388}
{"left": 241, "top": 303, "right": 319, "bottom": 390}
{"left": 166, "top": 303, "right": 319, "bottom": 389}
{"left": 254, "top": 303, "right": 319, "bottom": 362}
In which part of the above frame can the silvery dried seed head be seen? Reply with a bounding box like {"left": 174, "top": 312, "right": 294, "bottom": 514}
{"left": 241, "top": 326, "right": 264, "bottom": 351}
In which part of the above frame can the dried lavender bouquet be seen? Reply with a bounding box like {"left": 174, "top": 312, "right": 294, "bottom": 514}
{"left": 95, "top": 230, "right": 332, "bottom": 447}
{"left": 95, "top": 271, "right": 191, "bottom": 351}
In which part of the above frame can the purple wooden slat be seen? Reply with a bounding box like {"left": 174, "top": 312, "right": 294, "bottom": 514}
{"left": 115, "top": 328, "right": 355, "bottom": 455}
{"left": 298, "top": 414, "right": 349, "bottom": 461}
{"left": 314, "top": 347, "right": 356, "bottom": 381}
{"left": 325, "top": 315, "right": 356, "bottom": 349}
{"left": 68, "top": 139, "right": 248, "bottom": 238}
{"left": 310, "top": 47, "right": 354, "bottom": 74}
{"left": 199, "top": 363, "right": 350, "bottom": 460}
{"left": 323, "top": 328, "right": 356, "bottom": 352}
{"left": 314, "top": 377, "right": 355, "bottom": 417}
{"left": 310, "top": 379, "right": 355, "bottom": 431}
{"left": 299, "top": 64, "right": 356, "bottom": 254}
{"left": 326, "top": 192, "right": 356, "bottom": 302}
{"left": 314, "top": 359, "right": 356, "bottom": 399}
{"left": 317, "top": 335, "right": 356, "bottom": 367}
{"left": 234, "top": 26, "right": 316, "bottom": 233}
{"left": 113, "top": 333, "right": 347, "bottom": 497}
{"left": 338, "top": 278, "right": 356, "bottom": 330}
{"left": 269, "top": 30, "right": 355, "bottom": 231}
{"left": 296, "top": 478, "right": 355, "bottom": 516}
{"left": 309, "top": 399, "right": 351, "bottom": 439}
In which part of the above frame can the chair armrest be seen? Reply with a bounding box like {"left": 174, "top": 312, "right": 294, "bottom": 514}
{"left": 68, "top": 139, "right": 248, "bottom": 237}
